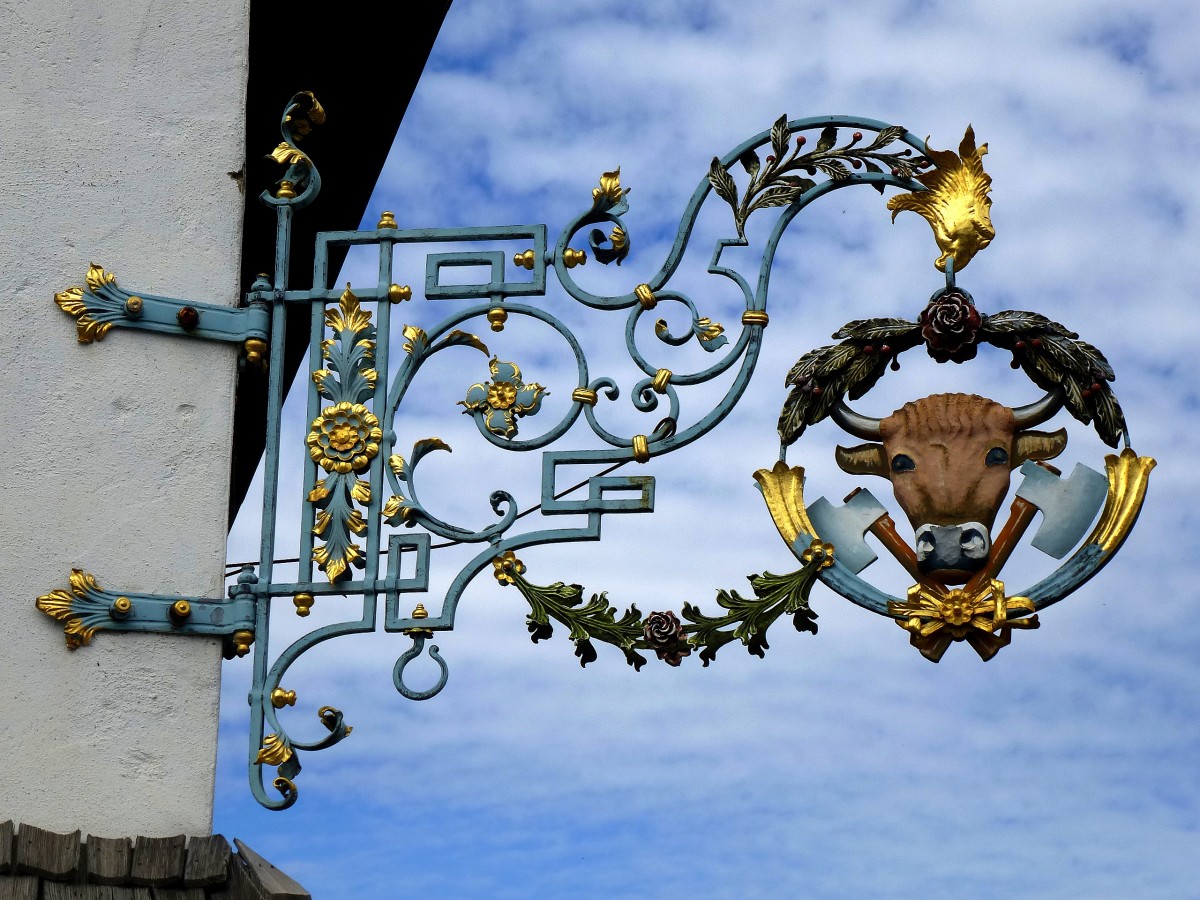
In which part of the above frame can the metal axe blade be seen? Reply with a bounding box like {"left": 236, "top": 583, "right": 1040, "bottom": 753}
{"left": 806, "top": 488, "right": 888, "bottom": 574}
{"left": 1015, "top": 460, "right": 1109, "bottom": 559}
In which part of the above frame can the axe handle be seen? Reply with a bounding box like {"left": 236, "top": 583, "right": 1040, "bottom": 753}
{"left": 967, "top": 496, "right": 1038, "bottom": 592}
{"left": 868, "top": 515, "right": 924, "bottom": 581}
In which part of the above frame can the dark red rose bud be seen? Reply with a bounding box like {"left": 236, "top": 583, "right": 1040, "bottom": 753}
{"left": 918, "top": 289, "right": 982, "bottom": 363}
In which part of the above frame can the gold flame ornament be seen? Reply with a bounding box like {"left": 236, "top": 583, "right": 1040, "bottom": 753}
{"left": 887, "top": 126, "right": 994, "bottom": 272}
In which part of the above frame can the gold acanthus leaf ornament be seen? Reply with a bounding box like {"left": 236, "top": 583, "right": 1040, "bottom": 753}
{"left": 256, "top": 733, "right": 294, "bottom": 767}
{"left": 591, "top": 167, "right": 630, "bottom": 210}
{"left": 887, "top": 126, "right": 994, "bottom": 272}
{"left": 36, "top": 569, "right": 105, "bottom": 649}
{"left": 54, "top": 264, "right": 119, "bottom": 343}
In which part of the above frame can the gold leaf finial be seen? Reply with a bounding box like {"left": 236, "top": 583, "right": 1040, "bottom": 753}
{"left": 887, "top": 126, "right": 994, "bottom": 272}
{"left": 591, "top": 167, "right": 629, "bottom": 209}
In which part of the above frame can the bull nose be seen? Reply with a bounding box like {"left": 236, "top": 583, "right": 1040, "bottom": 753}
{"left": 914, "top": 522, "right": 992, "bottom": 578}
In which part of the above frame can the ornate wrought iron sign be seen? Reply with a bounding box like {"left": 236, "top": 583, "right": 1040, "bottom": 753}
{"left": 39, "top": 94, "right": 1154, "bottom": 809}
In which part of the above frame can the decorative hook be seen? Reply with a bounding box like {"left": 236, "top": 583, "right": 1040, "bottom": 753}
{"left": 393, "top": 634, "right": 449, "bottom": 701}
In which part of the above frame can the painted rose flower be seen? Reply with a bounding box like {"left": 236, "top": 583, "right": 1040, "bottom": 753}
{"left": 460, "top": 359, "right": 547, "bottom": 438}
{"left": 918, "top": 289, "right": 982, "bottom": 363}
{"left": 643, "top": 610, "right": 692, "bottom": 666}
{"left": 306, "top": 401, "right": 382, "bottom": 473}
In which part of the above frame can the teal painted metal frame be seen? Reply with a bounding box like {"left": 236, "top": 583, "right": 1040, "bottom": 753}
{"left": 44, "top": 95, "right": 1137, "bottom": 810}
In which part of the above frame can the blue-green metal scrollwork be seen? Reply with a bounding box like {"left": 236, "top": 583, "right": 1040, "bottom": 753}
{"left": 239, "top": 109, "right": 936, "bottom": 807}
{"left": 48, "top": 93, "right": 987, "bottom": 808}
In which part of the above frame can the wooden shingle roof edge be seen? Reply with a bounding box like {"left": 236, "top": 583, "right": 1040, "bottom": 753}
{"left": 0, "top": 821, "right": 309, "bottom": 899}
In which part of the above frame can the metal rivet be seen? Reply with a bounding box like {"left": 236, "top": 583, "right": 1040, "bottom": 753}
{"left": 124, "top": 296, "right": 143, "bottom": 318}
{"left": 169, "top": 599, "right": 192, "bottom": 624}
{"left": 177, "top": 306, "right": 200, "bottom": 330}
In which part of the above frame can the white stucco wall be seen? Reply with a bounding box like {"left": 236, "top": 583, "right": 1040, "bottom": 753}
{"left": 0, "top": 1, "right": 250, "bottom": 836}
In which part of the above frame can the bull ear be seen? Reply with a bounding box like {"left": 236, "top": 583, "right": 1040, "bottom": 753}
{"left": 1013, "top": 428, "right": 1068, "bottom": 465}
{"left": 835, "top": 443, "right": 889, "bottom": 477}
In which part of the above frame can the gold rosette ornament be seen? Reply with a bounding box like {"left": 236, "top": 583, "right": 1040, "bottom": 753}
{"left": 307, "top": 401, "right": 382, "bottom": 474}
{"left": 889, "top": 579, "right": 1038, "bottom": 662}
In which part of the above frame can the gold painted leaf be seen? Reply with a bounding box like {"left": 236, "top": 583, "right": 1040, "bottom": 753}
{"left": 54, "top": 286, "right": 86, "bottom": 316}
{"left": 347, "top": 509, "right": 367, "bottom": 536}
{"left": 36, "top": 587, "right": 76, "bottom": 620}
{"left": 433, "top": 331, "right": 490, "bottom": 356}
{"left": 270, "top": 142, "right": 307, "bottom": 165}
{"left": 351, "top": 479, "right": 371, "bottom": 504}
{"left": 324, "top": 556, "right": 347, "bottom": 582}
{"left": 326, "top": 287, "right": 373, "bottom": 335}
{"left": 695, "top": 317, "right": 725, "bottom": 341}
{"left": 313, "top": 510, "right": 332, "bottom": 536}
{"left": 402, "top": 325, "right": 428, "bottom": 355}
{"left": 387, "top": 455, "right": 405, "bottom": 477}
{"left": 308, "top": 480, "right": 330, "bottom": 503}
{"left": 69, "top": 569, "right": 101, "bottom": 596}
{"left": 591, "top": 167, "right": 627, "bottom": 207}
{"left": 256, "top": 733, "right": 294, "bottom": 766}
{"left": 85, "top": 264, "right": 116, "bottom": 292}
{"left": 76, "top": 316, "right": 113, "bottom": 343}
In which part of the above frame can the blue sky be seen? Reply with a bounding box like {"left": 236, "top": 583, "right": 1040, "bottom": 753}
{"left": 216, "top": 1, "right": 1200, "bottom": 896}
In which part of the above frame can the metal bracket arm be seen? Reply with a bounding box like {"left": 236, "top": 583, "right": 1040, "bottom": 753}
{"left": 36, "top": 568, "right": 257, "bottom": 655}
{"left": 55, "top": 263, "right": 270, "bottom": 348}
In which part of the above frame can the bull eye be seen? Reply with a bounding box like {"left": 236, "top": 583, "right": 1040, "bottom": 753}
{"left": 985, "top": 447, "right": 1009, "bottom": 467}
{"left": 891, "top": 454, "right": 915, "bottom": 473}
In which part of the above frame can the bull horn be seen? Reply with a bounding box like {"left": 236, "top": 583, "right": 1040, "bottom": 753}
{"left": 1011, "top": 389, "right": 1065, "bottom": 429}
{"left": 830, "top": 400, "right": 883, "bottom": 440}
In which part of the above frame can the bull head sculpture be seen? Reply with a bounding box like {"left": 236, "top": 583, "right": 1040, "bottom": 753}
{"left": 832, "top": 392, "right": 1066, "bottom": 584}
